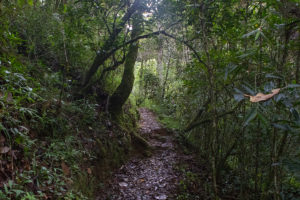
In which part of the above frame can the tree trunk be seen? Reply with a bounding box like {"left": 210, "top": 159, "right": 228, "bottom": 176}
{"left": 81, "top": 0, "right": 142, "bottom": 88}
{"left": 157, "top": 35, "right": 164, "bottom": 91}
{"left": 109, "top": 12, "right": 142, "bottom": 117}
{"left": 295, "top": 38, "right": 300, "bottom": 84}
{"left": 162, "top": 57, "right": 170, "bottom": 98}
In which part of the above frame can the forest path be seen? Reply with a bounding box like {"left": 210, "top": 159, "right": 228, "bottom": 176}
{"left": 98, "top": 108, "right": 192, "bottom": 200}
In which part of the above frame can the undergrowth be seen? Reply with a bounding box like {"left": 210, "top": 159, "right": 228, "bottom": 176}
{"left": 0, "top": 45, "right": 139, "bottom": 200}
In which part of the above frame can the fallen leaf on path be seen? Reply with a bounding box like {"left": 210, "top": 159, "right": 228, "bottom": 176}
{"left": 137, "top": 178, "right": 145, "bottom": 183}
{"left": 119, "top": 182, "right": 128, "bottom": 187}
{"left": 244, "top": 88, "right": 280, "bottom": 102}
{"left": 155, "top": 194, "right": 167, "bottom": 200}
{"left": 159, "top": 183, "right": 167, "bottom": 188}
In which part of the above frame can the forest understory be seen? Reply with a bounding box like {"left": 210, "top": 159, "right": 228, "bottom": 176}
{"left": 1, "top": 0, "right": 300, "bottom": 199}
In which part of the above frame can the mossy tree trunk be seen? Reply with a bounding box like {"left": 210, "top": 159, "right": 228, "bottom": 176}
{"left": 81, "top": 0, "right": 142, "bottom": 89}
{"left": 109, "top": 13, "right": 142, "bottom": 117}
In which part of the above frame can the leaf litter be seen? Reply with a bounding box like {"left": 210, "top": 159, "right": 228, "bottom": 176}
{"left": 97, "top": 108, "right": 194, "bottom": 200}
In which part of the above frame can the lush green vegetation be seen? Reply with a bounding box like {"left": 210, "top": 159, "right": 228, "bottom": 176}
{"left": 0, "top": 0, "right": 300, "bottom": 199}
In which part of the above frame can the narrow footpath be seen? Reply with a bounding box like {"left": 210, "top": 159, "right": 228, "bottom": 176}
{"left": 98, "top": 108, "right": 193, "bottom": 200}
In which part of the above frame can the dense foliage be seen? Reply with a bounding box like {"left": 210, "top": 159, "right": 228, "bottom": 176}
{"left": 141, "top": 1, "right": 300, "bottom": 199}
{"left": 0, "top": 0, "right": 299, "bottom": 199}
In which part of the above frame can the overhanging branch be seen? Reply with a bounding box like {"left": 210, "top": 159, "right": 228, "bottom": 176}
{"left": 160, "top": 31, "right": 209, "bottom": 70}
{"left": 82, "top": 0, "right": 143, "bottom": 87}
{"left": 109, "top": 30, "right": 209, "bottom": 70}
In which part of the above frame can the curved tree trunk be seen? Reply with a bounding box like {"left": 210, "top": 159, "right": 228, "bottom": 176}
{"left": 81, "top": 0, "right": 142, "bottom": 88}
{"left": 109, "top": 13, "right": 142, "bottom": 117}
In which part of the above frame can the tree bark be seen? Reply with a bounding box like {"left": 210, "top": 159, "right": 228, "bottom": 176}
{"left": 295, "top": 38, "right": 300, "bottom": 83}
{"left": 162, "top": 56, "right": 170, "bottom": 98}
{"left": 82, "top": 0, "right": 142, "bottom": 88}
{"left": 109, "top": 12, "right": 142, "bottom": 116}
{"left": 157, "top": 35, "right": 164, "bottom": 90}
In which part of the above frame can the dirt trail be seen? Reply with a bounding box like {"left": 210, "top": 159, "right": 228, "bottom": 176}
{"left": 98, "top": 108, "right": 189, "bottom": 200}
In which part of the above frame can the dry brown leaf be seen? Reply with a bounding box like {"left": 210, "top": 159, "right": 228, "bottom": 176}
{"left": 119, "top": 182, "right": 128, "bottom": 187}
{"left": 24, "top": 163, "right": 31, "bottom": 170}
{"left": 244, "top": 88, "right": 280, "bottom": 103}
{"left": 138, "top": 178, "right": 145, "bottom": 183}
{"left": 0, "top": 146, "right": 10, "bottom": 154}
{"left": 61, "top": 162, "right": 70, "bottom": 176}
{"left": 87, "top": 168, "right": 92, "bottom": 174}
{"left": 0, "top": 135, "right": 5, "bottom": 143}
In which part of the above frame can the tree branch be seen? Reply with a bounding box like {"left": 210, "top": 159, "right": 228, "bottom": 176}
{"left": 160, "top": 31, "right": 209, "bottom": 70}
{"left": 82, "top": 0, "right": 143, "bottom": 87}
{"left": 98, "top": 53, "right": 127, "bottom": 82}
{"left": 184, "top": 102, "right": 242, "bottom": 132}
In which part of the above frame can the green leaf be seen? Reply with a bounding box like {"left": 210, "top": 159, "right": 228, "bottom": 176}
{"left": 234, "top": 94, "right": 245, "bottom": 102}
{"left": 63, "top": 4, "right": 68, "bottom": 13}
{"left": 272, "top": 123, "right": 291, "bottom": 131}
{"left": 17, "top": 0, "right": 25, "bottom": 6}
{"left": 238, "top": 51, "right": 255, "bottom": 58}
{"left": 234, "top": 88, "right": 246, "bottom": 102}
{"left": 257, "top": 112, "right": 268, "bottom": 125}
{"left": 255, "top": 30, "right": 260, "bottom": 40}
{"left": 12, "top": 189, "right": 24, "bottom": 197}
{"left": 274, "top": 93, "right": 285, "bottom": 102}
{"left": 224, "top": 64, "right": 237, "bottom": 80}
{"left": 290, "top": 108, "right": 300, "bottom": 122}
{"left": 285, "top": 84, "right": 300, "bottom": 89}
{"left": 265, "top": 74, "right": 282, "bottom": 79}
{"left": 242, "top": 84, "right": 255, "bottom": 95}
{"left": 282, "top": 158, "right": 300, "bottom": 181}
{"left": 242, "top": 29, "right": 259, "bottom": 38}
{"left": 15, "top": 136, "right": 25, "bottom": 145}
{"left": 260, "top": 31, "right": 269, "bottom": 41}
{"left": 28, "top": 0, "right": 33, "bottom": 6}
{"left": 243, "top": 107, "right": 257, "bottom": 127}
{"left": 100, "top": 2, "right": 106, "bottom": 8}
